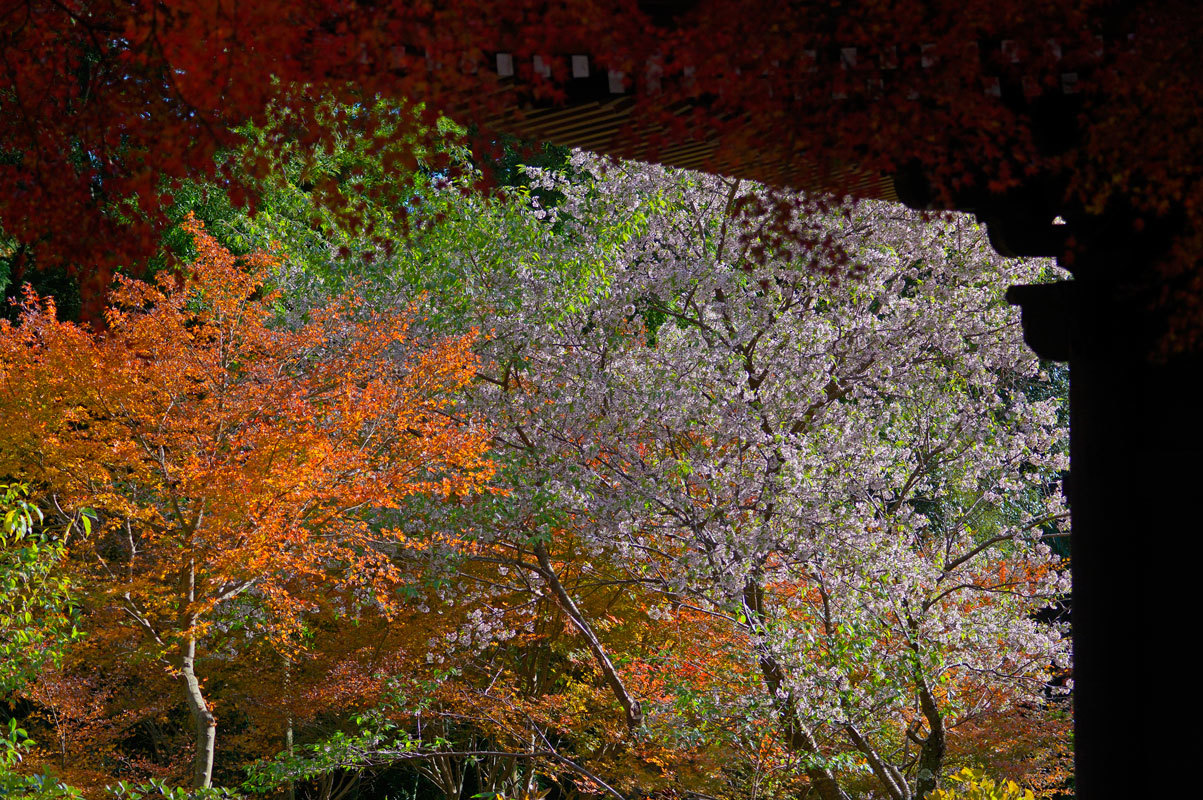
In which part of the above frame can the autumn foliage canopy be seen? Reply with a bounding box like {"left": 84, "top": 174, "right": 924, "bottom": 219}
{"left": 2, "top": 0, "right": 1201, "bottom": 340}
{"left": 0, "top": 215, "right": 492, "bottom": 788}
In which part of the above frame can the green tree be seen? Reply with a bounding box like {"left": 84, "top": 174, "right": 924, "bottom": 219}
{"left": 0, "top": 483, "right": 79, "bottom": 694}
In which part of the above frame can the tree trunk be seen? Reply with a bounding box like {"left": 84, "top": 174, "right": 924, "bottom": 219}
{"left": 744, "top": 580, "right": 849, "bottom": 800}
{"left": 913, "top": 677, "right": 946, "bottom": 799}
{"left": 181, "top": 559, "right": 216, "bottom": 790}
{"left": 533, "top": 541, "right": 643, "bottom": 730}
{"left": 844, "top": 724, "right": 909, "bottom": 800}
{"left": 181, "top": 628, "right": 217, "bottom": 789}
{"left": 285, "top": 655, "right": 295, "bottom": 800}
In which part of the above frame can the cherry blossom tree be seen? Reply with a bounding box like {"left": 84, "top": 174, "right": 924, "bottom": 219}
{"left": 398, "top": 155, "right": 1073, "bottom": 799}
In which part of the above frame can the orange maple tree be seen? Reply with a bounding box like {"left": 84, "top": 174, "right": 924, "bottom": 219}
{"left": 0, "top": 215, "right": 494, "bottom": 789}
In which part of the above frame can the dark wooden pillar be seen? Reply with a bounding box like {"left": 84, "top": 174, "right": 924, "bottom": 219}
{"left": 1008, "top": 225, "right": 1197, "bottom": 799}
